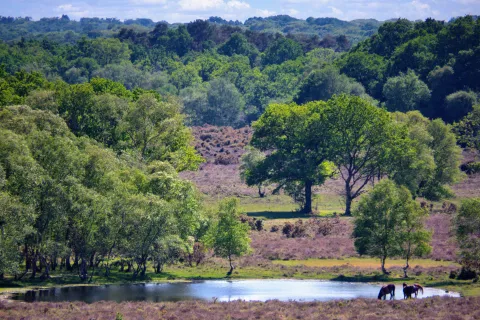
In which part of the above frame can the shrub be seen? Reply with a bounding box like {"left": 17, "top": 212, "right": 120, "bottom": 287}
{"left": 270, "top": 225, "right": 280, "bottom": 232}
{"left": 282, "top": 222, "right": 294, "bottom": 237}
{"left": 282, "top": 220, "right": 307, "bottom": 238}
{"left": 442, "top": 201, "right": 458, "bottom": 214}
{"left": 461, "top": 162, "right": 480, "bottom": 174}
{"left": 255, "top": 219, "right": 264, "bottom": 231}
{"left": 457, "top": 267, "right": 477, "bottom": 280}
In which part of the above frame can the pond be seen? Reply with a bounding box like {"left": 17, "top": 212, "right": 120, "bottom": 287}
{"left": 11, "top": 280, "right": 460, "bottom": 303}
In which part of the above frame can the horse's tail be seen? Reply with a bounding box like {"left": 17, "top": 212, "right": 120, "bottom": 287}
{"left": 416, "top": 284, "right": 424, "bottom": 294}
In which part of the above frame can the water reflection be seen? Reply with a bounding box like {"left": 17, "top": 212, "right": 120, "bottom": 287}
{"left": 12, "top": 280, "right": 460, "bottom": 303}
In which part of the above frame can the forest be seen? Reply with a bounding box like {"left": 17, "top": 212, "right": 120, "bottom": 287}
{"left": 1, "top": 11, "right": 480, "bottom": 319}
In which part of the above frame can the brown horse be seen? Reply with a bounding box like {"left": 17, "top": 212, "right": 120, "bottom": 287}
{"left": 378, "top": 284, "right": 396, "bottom": 300}
{"left": 413, "top": 283, "right": 424, "bottom": 297}
{"left": 403, "top": 283, "right": 416, "bottom": 299}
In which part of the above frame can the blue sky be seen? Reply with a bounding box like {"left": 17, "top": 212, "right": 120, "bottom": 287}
{"left": 1, "top": 0, "right": 479, "bottom": 23}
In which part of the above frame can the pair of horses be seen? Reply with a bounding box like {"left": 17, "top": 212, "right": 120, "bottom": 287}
{"left": 377, "top": 283, "right": 424, "bottom": 300}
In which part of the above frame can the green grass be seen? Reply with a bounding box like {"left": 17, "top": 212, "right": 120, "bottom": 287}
{"left": 273, "top": 258, "right": 461, "bottom": 269}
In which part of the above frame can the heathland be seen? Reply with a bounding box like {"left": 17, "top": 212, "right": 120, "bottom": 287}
{"left": 1, "top": 13, "right": 480, "bottom": 320}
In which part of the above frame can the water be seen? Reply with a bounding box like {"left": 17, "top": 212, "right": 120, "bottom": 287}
{"left": 11, "top": 280, "right": 460, "bottom": 303}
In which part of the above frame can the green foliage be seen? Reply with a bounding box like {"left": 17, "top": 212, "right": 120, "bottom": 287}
{"left": 294, "top": 66, "right": 366, "bottom": 104}
{"left": 353, "top": 179, "right": 431, "bottom": 274}
{"left": 382, "top": 70, "right": 431, "bottom": 112}
{"left": 0, "top": 105, "right": 203, "bottom": 279}
{"left": 205, "top": 198, "right": 251, "bottom": 271}
{"left": 456, "top": 198, "right": 480, "bottom": 272}
{"left": 325, "top": 95, "right": 399, "bottom": 215}
{"left": 454, "top": 105, "right": 480, "bottom": 150}
{"left": 445, "top": 91, "right": 478, "bottom": 123}
{"left": 262, "top": 37, "right": 303, "bottom": 66}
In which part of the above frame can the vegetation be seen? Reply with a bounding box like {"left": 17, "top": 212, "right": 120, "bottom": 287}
{"left": 0, "top": 11, "right": 480, "bottom": 309}
{"left": 456, "top": 199, "right": 480, "bottom": 274}
{"left": 204, "top": 198, "right": 251, "bottom": 275}
{"left": 353, "top": 180, "right": 431, "bottom": 275}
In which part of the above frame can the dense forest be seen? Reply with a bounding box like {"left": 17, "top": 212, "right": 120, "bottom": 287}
{"left": 1, "top": 13, "right": 480, "bottom": 282}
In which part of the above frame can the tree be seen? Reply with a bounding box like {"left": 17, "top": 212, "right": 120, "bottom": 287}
{"left": 248, "top": 101, "right": 333, "bottom": 213}
{"left": 239, "top": 147, "right": 266, "bottom": 198}
{"left": 205, "top": 198, "right": 250, "bottom": 276}
{"left": 326, "top": 95, "right": 400, "bottom": 216}
{"left": 454, "top": 105, "right": 480, "bottom": 150}
{"left": 399, "top": 197, "right": 431, "bottom": 278}
{"left": 294, "top": 66, "right": 366, "bottom": 104}
{"left": 262, "top": 37, "right": 303, "bottom": 66}
{"left": 382, "top": 70, "right": 431, "bottom": 112}
{"left": 353, "top": 180, "right": 416, "bottom": 274}
{"left": 119, "top": 94, "right": 203, "bottom": 170}
{"left": 206, "top": 78, "right": 245, "bottom": 127}
{"left": 337, "top": 51, "right": 387, "bottom": 98}
{"left": 0, "top": 192, "right": 34, "bottom": 278}
{"left": 456, "top": 198, "right": 480, "bottom": 273}
{"left": 444, "top": 91, "right": 477, "bottom": 123}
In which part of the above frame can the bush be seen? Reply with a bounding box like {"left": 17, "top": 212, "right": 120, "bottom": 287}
{"left": 282, "top": 222, "right": 294, "bottom": 237}
{"left": 461, "top": 162, "right": 480, "bottom": 174}
{"left": 442, "top": 201, "right": 458, "bottom": 214}
{"left": 270, "top": 225, "right": 280, "bottom": 232}
{"left": 255, "top": 219, "right": 264, "bottom": 231}
{"left": 282, "top": 220, "right": 307, "bottom": 238}
{"left": 457, "top": 268, "right": 477, "bottom": 280}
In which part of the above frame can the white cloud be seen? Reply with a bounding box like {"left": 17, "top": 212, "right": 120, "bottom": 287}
{"left": 329, "top": 6, "right": 344, "bottom": 16}
{"left": 226, "top": 0, "right": 250, "bottom": 9}
{"left": 129, "top": 0, "right": 167, "bottom": 4}
{"left": 178, "top": 0, "right": 224, "bottom": 11}
{"left": 255, "top": 9, "right": 276, "bottom": 17}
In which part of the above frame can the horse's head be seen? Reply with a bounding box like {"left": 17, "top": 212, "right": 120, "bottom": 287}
{"left": 403, "top": 283, "right": 407, "bottom": 288}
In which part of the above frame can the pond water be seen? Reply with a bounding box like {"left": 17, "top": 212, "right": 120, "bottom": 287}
{"left": 11, "top": 280, "right": 460, "bottom": 303}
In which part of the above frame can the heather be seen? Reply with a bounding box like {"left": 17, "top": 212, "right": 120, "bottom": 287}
{"left": 2, "top": 297, "right": 480, "bottom": 320}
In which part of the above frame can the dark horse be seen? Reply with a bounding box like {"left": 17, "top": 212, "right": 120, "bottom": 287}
{"left": 413, "top": 283, "right": 424, "bottom": 298}
{"left": 378, "top": 284, "right": 396, "bottom": 300}
{"left": 403, "top": 283, "right": 416, "bottom": 299}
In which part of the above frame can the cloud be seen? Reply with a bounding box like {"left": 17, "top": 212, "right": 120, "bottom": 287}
{"left": 226, "top": 0, "right": 250, "bottom": 9}
{"left": 129, "top": 0, "right": 167, "bottom": 4}
{"left": 178, "top": 0, "right": 225, "bottom": 11}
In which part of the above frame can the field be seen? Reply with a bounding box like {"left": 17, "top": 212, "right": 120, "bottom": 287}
{"left": 2, "top": 297, "right": 480, "bottom": 320}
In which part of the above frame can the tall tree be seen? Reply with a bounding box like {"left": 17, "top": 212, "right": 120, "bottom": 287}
{"left": 326, "top": 95, "right": 401, "bottom": 216}
{"left": 382, "top": 70, "right": 431, "bottom": 112}
{"left": 353, "top": 179, "right": 419, "bottom": 275}
{"left": 456, "top": 198, "right": 480, "bottom": 274}
{"left": 205, "top": 198, "right": 250, "bottom": 276}
{"left": 247, "top": 101, "right": 333, "bottom": 213}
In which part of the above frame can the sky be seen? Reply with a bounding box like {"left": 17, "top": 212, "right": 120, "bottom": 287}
{"left": 1, "top": 0, "right": 479, "bottom": 23}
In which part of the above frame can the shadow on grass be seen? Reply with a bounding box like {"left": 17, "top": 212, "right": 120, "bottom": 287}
{"left": 247, "top": 211, "right": 314, "bottom": 219}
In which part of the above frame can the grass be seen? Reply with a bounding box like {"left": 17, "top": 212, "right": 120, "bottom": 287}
{"left": 273, "top": 258, "right": 461, "bottom": 269}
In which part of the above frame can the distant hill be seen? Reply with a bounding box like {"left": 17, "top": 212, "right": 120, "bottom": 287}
{"left": 0, "top": 14, "right": 382, "bottom": 45}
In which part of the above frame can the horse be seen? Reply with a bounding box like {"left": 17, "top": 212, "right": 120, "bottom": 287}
{"left": 378, "top": 284, "right": 396, "bottom": 300}
{"left": 413, "top": 283, "right": 424, "bottom": 297}
{"left": 403, "top": 283, "right": 416, "bottom": 299}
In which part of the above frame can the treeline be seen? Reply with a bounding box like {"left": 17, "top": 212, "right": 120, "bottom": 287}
{"left": 0, "top": 17, "right": 351, "bottom": 127}
{"left": 0, "top": 14, "right": 379, "bottom": 44}
{"left": 338, "top": 16, "right": 480, "bottom": 123}
{"left": 0, "top": 104, "right": 205, "bottom": 280}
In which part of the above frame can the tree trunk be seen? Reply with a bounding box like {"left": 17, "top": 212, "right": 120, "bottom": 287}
{"left": 0, "top": 273, "right": 4, "bottom": 280}
{"left": 66, "top": 255, "right": 72, "bottom": 271}
{"left": 344, "top": 183, "right": 353, "bottom": 216}
{"left": 403, "top": 256, "right": 410, "bottom": 278}
{"left": 30, "top": 255, "right": 37, "bottom": 279}
{"left": 39, "top": 256, "right": 50, "bottom": 280}
{"left": 226, "top": 254, "right": 234, "bottom": 277}
{"left": 258, "top": 185, "right": 265, "bottom": 198}
{"left": 303, "top": 180, "right": 313, "bottom": 214}
{"left": 381, "top": 257, "right": 390, "bottom": 275}
{"left": 79, "top": 258, "right": 88, "bottom": 281}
